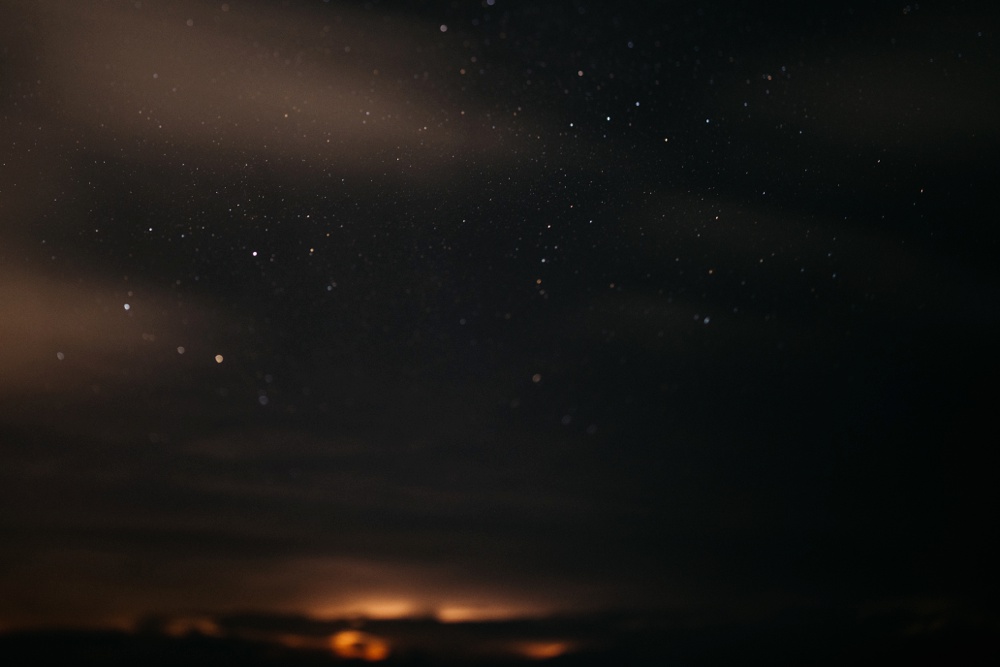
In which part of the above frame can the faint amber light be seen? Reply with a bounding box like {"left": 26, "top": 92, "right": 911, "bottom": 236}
{"left": 330, "top": 630, "right": 390, "bottom": 661}
{"left": 436, "top": 605, "right": 522, "bottom": 623}
{"left": 517, "top": 641, "right": 573, "bottom": 660}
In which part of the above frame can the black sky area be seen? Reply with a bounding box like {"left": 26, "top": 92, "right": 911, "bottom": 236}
{"left": 1, "top": 0, "right": 998, "bottom": 663}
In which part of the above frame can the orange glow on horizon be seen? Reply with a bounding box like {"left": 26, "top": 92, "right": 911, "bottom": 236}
{"left": 330, "top": 630, "right": 390, "bottom": 662}
{"left": 304, "top": 587, "right": 554, "bottom": 624}
{"left": 435, "top": 604, "right": 549, "bottom": 623}
{"left": 309, "top": 597, "right": 423, "bottom": 621}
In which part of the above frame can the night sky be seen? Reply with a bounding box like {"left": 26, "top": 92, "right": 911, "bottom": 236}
{"left": 2, "top": 0, "right": 998, "bottom": 663}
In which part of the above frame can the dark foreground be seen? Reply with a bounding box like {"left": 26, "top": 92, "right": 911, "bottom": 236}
{"left": 2, "top": 608, "right": 996, "bottom": 666}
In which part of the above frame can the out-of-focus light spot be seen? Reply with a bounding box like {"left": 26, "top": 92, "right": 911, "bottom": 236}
{"left": 123, "top": 303, "right": 130, "bottom": 311}
{"left": 258, "top": 394, "right": 269, "bottom": 406}
{"left": 214, "top": 354, "right": 224, "bottom": 363}
{"left": 56, "top": 351, "right": 65, "bottom": 361}
{"left": 516, "top": 640, "right": 573, "bottom": 660}
{"left": 531, "top": 373, "right": 541, "bottom": 383}
{"left": 330, "top": 630, "right": 390, "bottom": 661}
{"left": 177, "top": 346, "right": 185, "bottom": 354}
{"left": 439, "top": 24, "right": 448, "bottom": 32}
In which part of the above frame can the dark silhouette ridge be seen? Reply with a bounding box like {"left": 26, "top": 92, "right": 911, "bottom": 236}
{"left": 2, "top": 607, "right": 997, "bottom": 666}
